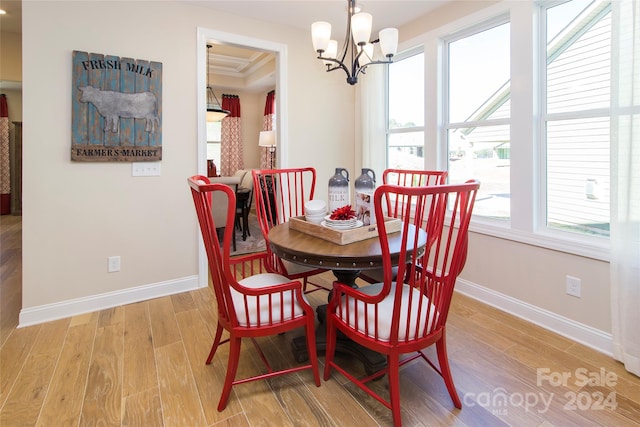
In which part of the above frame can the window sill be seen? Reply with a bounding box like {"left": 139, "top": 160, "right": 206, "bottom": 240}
{"left": 468, "top": 220, "right": 610, "bottom": 262}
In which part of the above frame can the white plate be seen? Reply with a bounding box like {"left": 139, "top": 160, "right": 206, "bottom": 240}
{"left": 324, "top": 215, "right": 357, "bottom": 224}
{"left": 321, "top": 220, "right": 363, "bottom": 230}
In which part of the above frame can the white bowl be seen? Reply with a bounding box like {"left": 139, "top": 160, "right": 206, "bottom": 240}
{"left": 305, "top": 199, "right": 326, "bottom": 214}
{"left": 304, "top": 214, "right": 324, "bottom": 221}
{"left": 305, "top": 214, "right": 325, "bottom": 224}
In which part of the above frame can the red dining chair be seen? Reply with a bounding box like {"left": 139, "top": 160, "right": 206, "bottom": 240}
{"left": 188, "top": 176, "right": 320, "bottom": 411}
{"left": 359, "top": 169, "right": 448, "bottom": 284}
{"left": 252, "top": 167, "right": 330, "bottom": 293}
{"left": 324, "top": 180, "right": 480, "bottom": 427}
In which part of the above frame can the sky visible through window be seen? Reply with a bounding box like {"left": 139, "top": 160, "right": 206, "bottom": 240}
{"left": 388, "top": 53, "right": 424, "bottom": 128}
{"left": 388, "top": 0, "right": 592, "bottom": 128}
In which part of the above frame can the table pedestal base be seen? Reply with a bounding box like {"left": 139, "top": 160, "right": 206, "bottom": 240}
{"left": 291, "top": 305, "right": 386, "bottom": 376}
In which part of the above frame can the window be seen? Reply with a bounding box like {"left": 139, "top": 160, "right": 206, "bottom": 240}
{"left": 376, "top": 0, "right": 624, "bottom": 257}
{"left": 387, "top": 51, "right": 424, "bottom": 169}
{"left": 445, "top": 20, "right": 511, "bottom": 220}
{"left": 543, "top": 0, "right": 611, "bottom": 237}
{"left": 206, "top": 120, "right": 222, "bottom": 166}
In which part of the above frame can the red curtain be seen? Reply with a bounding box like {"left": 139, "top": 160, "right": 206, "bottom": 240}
{"left": 264, "top": 90, "right": 275, "bottom": 116}
{"left": 261, "top": 90, "right": 275, "bottom": 169}
{"left": 0, "top": 94, "right": 10, "bottom": 215}
{"left": 222, "top": 94, "right": 241, "bottom": 117}
{"left": 220, "top": 94, "right": 243, "bottom": 176}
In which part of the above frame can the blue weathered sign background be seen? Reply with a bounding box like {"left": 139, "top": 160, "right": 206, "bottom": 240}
{"left": 71, "top": 51, "right": 162, "bottom": 161}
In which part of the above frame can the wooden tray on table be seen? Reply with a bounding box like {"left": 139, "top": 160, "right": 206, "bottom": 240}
{"left": 288, "top": 216, "right": 402, "bottom": 245}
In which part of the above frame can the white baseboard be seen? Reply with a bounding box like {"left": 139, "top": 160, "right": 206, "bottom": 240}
{"left": 455, "top": 279, "right": 613, "bottom": 356}
{"left": 18, "top": 275, "right": 202, "bottom": 328}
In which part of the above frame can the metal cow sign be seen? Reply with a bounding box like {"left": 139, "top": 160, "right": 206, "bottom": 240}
{"left": 71, "top": 51, "right": 162, "bottom": 161}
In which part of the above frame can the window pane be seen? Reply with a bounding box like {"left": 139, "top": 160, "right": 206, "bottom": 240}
{"left": 448, "top": 125, "right": 510, "bottom": 219}
{"left": 447, "top": 22, "right": 510, "bottom": 220}
{"left": 207, "top": 121, "right": 221, "bottom": 142}
{"left": 545, "top": 0, "right": 611, "bottom": 237}
{"left": 388, "top": 53, "right": 424, "bottom": 129}
{"left": 207, "top": 121, "right": 222, "bottom": 163}
{"left": 387, "top": 132, "right": 424, "bottom": 169}
{"left": 546, "top": 0, "right": 611, "bottom": 114}
{"left": 547, "top": 118, "right": 610, "bottom": 236}
{"left": 448, "top": 22, "right": 510, "bottom": 123}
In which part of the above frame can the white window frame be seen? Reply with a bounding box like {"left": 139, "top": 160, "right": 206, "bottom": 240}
{"left": 382, "top": 0, "right": 610, "bottom": 260}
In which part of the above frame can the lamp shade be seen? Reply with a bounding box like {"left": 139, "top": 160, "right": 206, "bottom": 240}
{"left": 324, "top": 40, "right": 338, "bottom": 64}
{"left": 258, "top": 130, "right": 276, "bottom": 147}
{"left": 379, "top": 28, "right": 399, "bottom": 57}
{"left": 311, "top": 21, "right": 332, "bottom": 53}
{"left": 351, "top": 12, "right": 372, "bottom": 45}
{"left": 207, "top": 108, "right": 229, "bottom": 122}
{"left": 359, "top": 43, "right": 374, "bottom": 65}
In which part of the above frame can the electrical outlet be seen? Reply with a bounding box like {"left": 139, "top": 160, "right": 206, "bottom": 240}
{"left": 566, "top": 275, "right": 581, "bottom": 298}
{"left": 108, "top": 256, "right": 121, "bottom": 273}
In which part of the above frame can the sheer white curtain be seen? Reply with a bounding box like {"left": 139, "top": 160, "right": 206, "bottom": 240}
{"left": 359, "top": 66, "right": 386, "bottom": 174}
{"left": 610, "top": 0, "right": 640, "bottom": 377}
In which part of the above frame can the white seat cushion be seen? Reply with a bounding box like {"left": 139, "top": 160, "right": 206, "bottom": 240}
{"left": 233, "top": 273, "right": 308, "bottom": 326}
{"left": 337, "top": 282, "right": 437, "bottom": 342}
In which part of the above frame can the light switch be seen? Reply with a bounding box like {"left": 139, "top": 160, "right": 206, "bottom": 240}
{"left": 132, "top": 162, "right": 161, "bottom": 177}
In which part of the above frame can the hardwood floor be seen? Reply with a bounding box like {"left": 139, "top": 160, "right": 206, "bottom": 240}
{"left": 1, "top": 215, "right": 639, "bottom": 426}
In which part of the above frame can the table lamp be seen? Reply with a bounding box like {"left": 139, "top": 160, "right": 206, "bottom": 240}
{"left": 258, "top": 130, "right": 276, "bottom": 169}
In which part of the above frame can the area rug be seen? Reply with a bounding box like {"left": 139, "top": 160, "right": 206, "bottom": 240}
{"left": 231, "top": 213, "right": 266, "bottom": 256}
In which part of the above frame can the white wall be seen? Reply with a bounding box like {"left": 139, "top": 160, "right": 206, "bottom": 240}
{"left": 0, "top": 31, "right": 21, "bottom": 82}
{"left": 20, "top": 1, "right": 354, "bottom": 323}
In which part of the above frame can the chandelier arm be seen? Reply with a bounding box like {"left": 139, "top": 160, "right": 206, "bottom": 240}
{"left": 316, "top": 55, "right": 353, "bottom": 79}
{"left": 350, "top": 46, "right": 367, "bottom": 78}
{"left": 353, "top": 58, "right": 394, "bottom": 80}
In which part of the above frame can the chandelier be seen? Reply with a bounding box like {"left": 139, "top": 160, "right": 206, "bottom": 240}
{"left": 311, "top": 0, "right": 398, "bottom": 85}
{"left": 206, "top": 44, "right": 230, "bottom": 122}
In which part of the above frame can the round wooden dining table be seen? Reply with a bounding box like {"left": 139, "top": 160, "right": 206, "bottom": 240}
{"left": 267, "top": 220, "right": 427, "bottom": 373}
{"left": 268, "top": 221, "right": 426, "bottom": 288}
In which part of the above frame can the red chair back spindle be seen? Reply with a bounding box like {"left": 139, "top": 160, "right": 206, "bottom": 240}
{"left": 252, "top": 168, "right": 329, "bottom": 292}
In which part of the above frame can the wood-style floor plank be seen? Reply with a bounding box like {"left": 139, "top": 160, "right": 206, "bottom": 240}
{"left": 0, "top": 215, "right": 21, "bottom": 348}
{"left": 79, "top": 322, "right": 124, "bottom": 426}
{"left": 154, "top": 342, "right": 207, "bottom": 427}
{"left": 255, "top": 334, "right": 333, "bottom": 426}
{"left": 0, "top": 318, "right": 70, "bottom": 426}
{"left": 228, "top": 337, "right": 295, "bottom": 427}
{"left": 123, "top": 302, "right": 157, "bottom": 397}
{"left": 147, "top": 297, "right": 182, "bottom": 348}
{"left": 122, "top": 387, "right": 164, "bottom": 427}
{"left": 0, "top": 324, "right": 39, "bottom": 409}
{"left": 35, "top": 314, "right": 98, "bottom": 427}
{"left": 175, "top": 308, "right": 243, "bottom": 425}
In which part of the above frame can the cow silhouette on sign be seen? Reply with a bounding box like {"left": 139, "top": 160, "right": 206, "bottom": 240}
{"left": 79, "top": 86, "right": 160, "bottom": 133}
